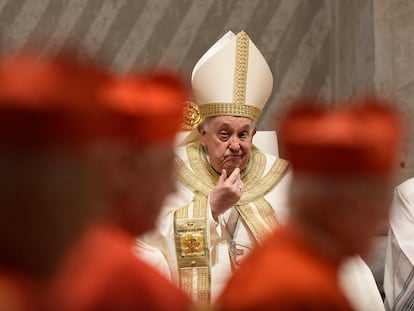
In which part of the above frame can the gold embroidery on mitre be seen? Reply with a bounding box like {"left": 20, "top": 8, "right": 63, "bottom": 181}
{"left": 234, "top": 31, "right": 249, "bottom": 106}
{"left": 181, "top": 101, "right": 202, "bottom": 131}
{"left": 198, "top": 103, "right": 260, "bottom": 121}
{"left": 196, "top": 32, "right": 261, "bottom": 122}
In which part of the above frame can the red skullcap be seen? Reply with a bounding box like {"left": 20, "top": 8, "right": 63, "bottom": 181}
{"left": 277, "top": 96, "right": 405, "bottom": 176}
{"left": 99, "top": 72, "right": 189, "bottom": 146}
{"left": 0, "top": 55, "right": 188, "bottom": 150}
{"left": 0, "top": 55, "right": 116, "bottom": 150}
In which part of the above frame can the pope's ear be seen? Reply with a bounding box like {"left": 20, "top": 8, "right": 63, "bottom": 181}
{"left": 252, "top": 127, "right": 257, "bottom": 137}
{"left": 198, "top": 123, "right": 207, "bottom": 147}
{"left": 197, "top": 123, "right": 205, "bottom": 134}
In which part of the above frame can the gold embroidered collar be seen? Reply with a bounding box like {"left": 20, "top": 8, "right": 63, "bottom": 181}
{"left": 175, "top": 140, "right": 287, "bottom": 203}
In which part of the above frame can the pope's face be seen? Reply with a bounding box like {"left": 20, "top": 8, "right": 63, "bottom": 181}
{"left": 199, "top": 116, "right": 256, "bottom": 175}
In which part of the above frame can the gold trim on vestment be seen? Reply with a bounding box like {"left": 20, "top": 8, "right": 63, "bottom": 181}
{"left": 186, "top": 141, "right": 266, "bottom": 190}
{"left": 174, "top": 198, "right": 211, "bottom": 305}
{"left": 173, "top": 141, "right": 289, "bottom": 304}
{"left": 255, "top": 198, "right": 280, "bottom": 228}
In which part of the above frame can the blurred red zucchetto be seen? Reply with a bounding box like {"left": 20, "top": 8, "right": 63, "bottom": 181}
{"left": 99, "top": 71, "right": 189, "bottom": 145}
{"left": 277, "top": 96, "right": 406, "bottom": 176}
{"left": 0, "top": 54, "right": 189, "bottom": 149}
{"left": 0, "top": 54, "right": 115, "bottom": 149}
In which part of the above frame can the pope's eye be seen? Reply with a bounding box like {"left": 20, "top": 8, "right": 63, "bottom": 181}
{"left": 219, "top": 131, "right": 229, "bottom": 140}
{"left": 239, "top": 131, "right": 249, "bottom": 140}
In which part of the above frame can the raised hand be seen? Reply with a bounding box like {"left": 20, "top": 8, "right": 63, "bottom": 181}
{"left": 210, "top": 168, "right": 243, "bottom": 220}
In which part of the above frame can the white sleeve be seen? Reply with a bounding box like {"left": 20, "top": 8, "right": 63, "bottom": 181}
{"left": 134, "top": 239, "right": 173, "bottom": 281}
{"left": 135, "top": 181, "right": 190, "bottom": 283}
{"left": 389, "top": 179, "right": 414, "bottom": 264}
{"left": 339, "top": 256, "right": 385, "bottom": 311}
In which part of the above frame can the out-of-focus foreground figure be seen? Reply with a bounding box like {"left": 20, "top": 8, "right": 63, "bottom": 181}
{"left": 0, "top": 53, "right": 193, "bottom": 311}
{"left": 0, "top": 54, "right": 121, "bottom": 311}
{"left": 217, "top": 97, "right": 405, "bottom": 311}
{"left": 47, "top": 72, "right": 193, "bottom": 311}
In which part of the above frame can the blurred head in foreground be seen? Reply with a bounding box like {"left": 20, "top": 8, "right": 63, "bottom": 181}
{"left": 43, "top": 72, "right": 189, "bottom": 311}
{"left": 0, "top": 53, "right": 188, "bottom": 284}
{"left": 278, "top": 96, "right": 405, "bottom": 259}
{"left": 0, "top": 54, "right": 120, "bottom": 282}
{"left": 96, "top": 72, "right": 188, "bottom": 236}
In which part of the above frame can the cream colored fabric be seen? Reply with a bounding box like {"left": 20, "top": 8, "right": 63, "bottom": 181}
{"left": 388, "top": 178, "right": 414, "bottom": 264}
{"left": 384, "top": 178, "right": 414, "bottom": 310}
{"left": 340, "top": 256, "right": 385, "bottom": 311}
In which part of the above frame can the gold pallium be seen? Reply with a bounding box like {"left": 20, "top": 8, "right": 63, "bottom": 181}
{"left": 173, "top": 140, "right": 290, "bottom": 304}
{"left": 174, "top": 196, "right": 211, "bottom": 305}
{"left": 181, "top": 232, "right": 204, "bottom": 254}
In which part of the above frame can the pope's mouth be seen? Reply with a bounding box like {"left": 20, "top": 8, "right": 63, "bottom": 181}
{"left": 222, "top": 154, "right": 244, "bottom": 166}
{"left": 224, "top": 154, "right": 244, "bottom": 160}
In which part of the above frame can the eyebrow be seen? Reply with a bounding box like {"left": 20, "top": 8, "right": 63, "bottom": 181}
{"left": 218, "top": 123, "right": 252, "bottom": 131}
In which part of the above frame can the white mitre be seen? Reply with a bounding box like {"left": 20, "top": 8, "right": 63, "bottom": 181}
{"left": 190, "top": 30, "right": 273, "bottom": 122}
{"left": 179, "top": 31, "right": 273, "bottom": 146}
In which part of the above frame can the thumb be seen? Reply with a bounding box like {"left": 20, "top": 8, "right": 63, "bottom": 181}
{"left": 218, "top": 169, "right": 227, "bottom": 184}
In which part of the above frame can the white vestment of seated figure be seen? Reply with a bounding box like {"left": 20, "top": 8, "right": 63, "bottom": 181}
{"left": 137, "top": 130, "right": 385, "bottom": 311}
